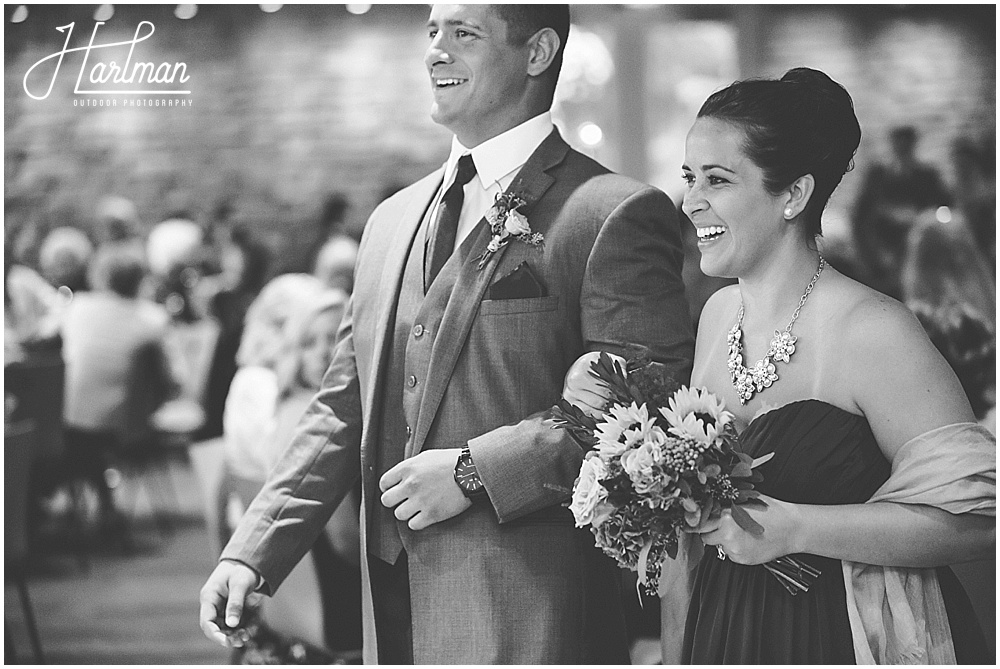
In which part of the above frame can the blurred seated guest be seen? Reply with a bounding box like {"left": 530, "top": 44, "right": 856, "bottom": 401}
{"left": 38, "top": 226, "right": 94, "bottom": 295}
{"left": 272, "top": 287, "right": 361, "bottom": 656}
{"left": 273, "top": 289, "right": 349, "bottom": 469}
{"left": 218, "top": 279, "right": 360, "bottom": 661}
{"left": 95, "top": 195, "right": 141, "bottom": 244}
{"left": 194, "top": 226, "right": 270, "bottom": 441}
{"left": 146, "top": 217, "right": 208, "bottom": 323}
{"left": 950, "top": 135, "right": 996, "bottom": 271}
{"left": 5, "top": 245, "right": 66, "bottom": 362}
{"left": 902, "top": 213, "right": 996, "bottom": 422}
{"left": 61, "top": 242, "right": 179, "bottom": 535}
{"left": 282, "top": 192, "right": 351, "bottom": 275}
{"left": 222, "top": 274, "right": 327, "bottom": 482}
{"left": 312, "top": 234, "right": 359, "bottom": 294}
{"left": 851, "top": 125, "right": 951, "bottom": 299}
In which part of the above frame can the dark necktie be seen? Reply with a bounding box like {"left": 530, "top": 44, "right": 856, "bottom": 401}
{"left": 426, "top": 154, "right": 477, "bottom": 288}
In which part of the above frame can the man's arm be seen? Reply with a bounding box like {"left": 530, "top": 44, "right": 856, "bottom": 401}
{"left": 200, "top": 294, "right": 365, "bottom": 647}
{"left": 473, "top": 185, "right": 694, "bottom": 522}
{"left": 220, "top": 296, "right": 364, "bottom": 591}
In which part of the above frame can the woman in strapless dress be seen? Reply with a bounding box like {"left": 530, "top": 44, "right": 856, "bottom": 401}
{"left": 662, "top": 67, "right": 994, "bottom": 664}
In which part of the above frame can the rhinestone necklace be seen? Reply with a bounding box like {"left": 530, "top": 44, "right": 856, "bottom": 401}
{"left": 727, "top": 256, "right": 826, "bottom": 405}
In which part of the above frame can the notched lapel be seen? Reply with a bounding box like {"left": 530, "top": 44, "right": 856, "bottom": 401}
{"left": 363, "top": 170, "right": 442, "bottom": 459}
{"left": 410, "top": 130, "right": 571, "bottom": 455}
{"left": 371, "top": 171, "right": 441, "bottom": 340}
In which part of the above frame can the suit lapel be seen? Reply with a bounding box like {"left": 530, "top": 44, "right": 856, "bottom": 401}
{"left": 365, "top": 169, "right": 442, "bottom": 429}
{"left": 411, "top": 130, "right": 571, "bottom": 454}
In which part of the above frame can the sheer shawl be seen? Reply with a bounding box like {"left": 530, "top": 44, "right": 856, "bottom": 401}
{"left": 842, "top": 422, "right": 996, "bottom": 664}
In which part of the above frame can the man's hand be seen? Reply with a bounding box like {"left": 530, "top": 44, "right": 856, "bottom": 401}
{"left": 198, "top": 560, "right": 261, "bottom": 647}
{"left": 379, "top": 448, "right": 472, "bottom": 530}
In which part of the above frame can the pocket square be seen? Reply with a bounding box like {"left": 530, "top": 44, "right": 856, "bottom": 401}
{"left": 487, "top": 261, "right": 546, "bottom": 300}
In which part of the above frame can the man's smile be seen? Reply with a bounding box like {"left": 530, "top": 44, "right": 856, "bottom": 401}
{"left": 433, "top": 76, "right": 468, "bottom": 89}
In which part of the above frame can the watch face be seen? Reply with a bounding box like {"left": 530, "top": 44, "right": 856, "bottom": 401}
{"left": 456, "top": 453, "right": 483, "bottom": 494}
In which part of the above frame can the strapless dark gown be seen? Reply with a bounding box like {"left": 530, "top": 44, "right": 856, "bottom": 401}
{"left": 682, "top": 399, "right": 989, "bottom": 664}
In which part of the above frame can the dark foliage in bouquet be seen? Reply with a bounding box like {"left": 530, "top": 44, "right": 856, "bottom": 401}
{"left": 551, "top": 351, "right": 819, "bottom": 596}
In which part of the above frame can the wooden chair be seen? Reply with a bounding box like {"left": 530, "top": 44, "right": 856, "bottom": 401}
{"left": 6, "top": 351, "right": 90, "bottom": 570}
{"left": 122, "top": 319, "right": 221, "bottom": 532}
{"left": 106, "top": 319, "right": 220, "bottom": 537}
{"left": 5, "top": 418, "right": 46, "bottom": 663}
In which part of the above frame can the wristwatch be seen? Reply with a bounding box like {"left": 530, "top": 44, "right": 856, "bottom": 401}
{"left": 454, "top": 447, "right": 488, "bottom": 503}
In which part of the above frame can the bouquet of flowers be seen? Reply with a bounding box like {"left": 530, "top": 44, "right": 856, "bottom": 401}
{"left": 550, "top": 351, "right": 820, "bottom": 596}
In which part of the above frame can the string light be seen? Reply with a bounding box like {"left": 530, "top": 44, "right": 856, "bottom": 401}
{"left": 578, "top": 122, "right": 604, "bottom": 147}
{"left": 346, "top": 4, "right": 371, "bottom": 15}
{"left": 260, "top": 4, "right": 282, "bottom": 12}
{"left": 94, "top": 4, "right": 114, "bottom": 21}
{"left": 174, "top": 4, "right": 197, "bottom": 20}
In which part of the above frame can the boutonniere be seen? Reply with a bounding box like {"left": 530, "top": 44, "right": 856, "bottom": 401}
{"left": 476, "top": 191, "right": 544, "bottom": 269}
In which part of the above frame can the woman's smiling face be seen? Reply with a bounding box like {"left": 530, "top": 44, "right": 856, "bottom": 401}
{"left": 681, "top": 117, "right": 788, "bottom": 279}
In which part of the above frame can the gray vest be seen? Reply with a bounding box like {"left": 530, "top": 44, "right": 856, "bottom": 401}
{"left": 369, "top": 198, "right": 480, "bottom": 564}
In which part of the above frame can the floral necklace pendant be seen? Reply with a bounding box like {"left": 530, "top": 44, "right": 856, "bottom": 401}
{"left": 727, "top": 256, "right": 825, "bottom": 405}
{"left": 727, "top": 322, "right": 794, "bottom": 405}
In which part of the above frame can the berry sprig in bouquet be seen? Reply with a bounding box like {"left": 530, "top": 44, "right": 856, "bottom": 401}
{"left": 550, "top": 351, "right": 820, "bottom": 596}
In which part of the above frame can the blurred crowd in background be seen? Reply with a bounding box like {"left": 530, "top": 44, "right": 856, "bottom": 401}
{"left": 4, "top": 3, "right": 995, "bottom": 664}
{"left": 5, "top": 192, "right": 364, "bottom": 662}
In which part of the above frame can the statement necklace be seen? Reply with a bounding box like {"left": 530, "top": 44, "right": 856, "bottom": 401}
{"left": 727, "top": 256, "right": 826, "bottom": 405}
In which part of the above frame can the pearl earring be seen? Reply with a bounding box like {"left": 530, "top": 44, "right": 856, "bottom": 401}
{"left": 784, "top": 208, "right": 793, "bottom": 218}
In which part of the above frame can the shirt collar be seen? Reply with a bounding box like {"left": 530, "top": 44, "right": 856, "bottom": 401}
{"left": 445, "top": 112, "right": 554, "bottom": 190}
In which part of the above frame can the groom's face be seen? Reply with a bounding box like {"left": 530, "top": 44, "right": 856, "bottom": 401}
{"left": 425, "top": 4, "right": 532, "bottom": 147}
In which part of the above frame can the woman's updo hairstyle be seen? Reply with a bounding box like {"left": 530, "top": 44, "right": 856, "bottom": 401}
{"left": 697, "top": 67, "right": 862, "bottom": 237}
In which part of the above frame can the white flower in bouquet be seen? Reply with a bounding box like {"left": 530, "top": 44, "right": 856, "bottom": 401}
{"left": 621, "top": 439, "right": 666, "bottom": 496}
{"left": 569, "top": 454, "right": 612, "bottom": 527}
{"left": 660, "top": 386, "right": 733, "bottom": 445}
{"left": 621, "top": 433, "right": 664, "bottom": 477}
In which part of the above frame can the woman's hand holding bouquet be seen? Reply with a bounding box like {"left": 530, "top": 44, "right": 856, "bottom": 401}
{"left": 551, "top": 351, "right": 820, "bottom": 596}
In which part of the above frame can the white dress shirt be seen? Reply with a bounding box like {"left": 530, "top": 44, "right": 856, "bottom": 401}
{"left": 433, "top": 112, "right": 554, "bottom": 251}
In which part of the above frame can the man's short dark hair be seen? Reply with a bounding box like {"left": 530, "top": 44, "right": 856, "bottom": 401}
{"left": 493, "top": 5, "right": 570, "bottom": 84}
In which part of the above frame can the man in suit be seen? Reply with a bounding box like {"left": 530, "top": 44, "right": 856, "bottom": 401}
{"left": 199, "top": 5, "right": 693, "bottom": 663}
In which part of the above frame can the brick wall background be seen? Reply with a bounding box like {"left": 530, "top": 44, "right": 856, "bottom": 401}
{"left": 760, "top": 4, "right": 995, "bottom": 207}
{"left": 4, "top": 4, "right": 995, "bottom": 271}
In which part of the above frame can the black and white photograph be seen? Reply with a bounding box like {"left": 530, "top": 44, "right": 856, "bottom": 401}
{"left": 4, "top": 3, "right": 995, "bottom": 665}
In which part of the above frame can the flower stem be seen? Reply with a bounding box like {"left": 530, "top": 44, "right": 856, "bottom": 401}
{"left": 762, "top": 556, "right": 822, "bottom": 595}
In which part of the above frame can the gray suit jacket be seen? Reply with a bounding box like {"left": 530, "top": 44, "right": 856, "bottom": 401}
{"left": 222, "top": 130, "right": 694, "bottom": 663}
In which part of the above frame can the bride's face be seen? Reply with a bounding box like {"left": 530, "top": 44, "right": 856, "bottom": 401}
{"left": 681, "top": 117, "right": 787, "bottom": 279}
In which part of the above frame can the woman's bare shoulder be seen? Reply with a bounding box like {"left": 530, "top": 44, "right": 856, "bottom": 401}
{"left": 831, "top": 275, "right": 925, "bottom": 349}
{"left": 824, "top": 272, "right": 975, "bottom": 436}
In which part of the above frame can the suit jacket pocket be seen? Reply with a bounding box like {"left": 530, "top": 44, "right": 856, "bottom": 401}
{"left": 478, "top": 295, "right": 560, "bottom": 316}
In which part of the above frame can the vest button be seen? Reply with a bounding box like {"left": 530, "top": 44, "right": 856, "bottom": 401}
{"left": 406, "top": 425, "right": 412, "bottom": 438}
{"left": 413, "top": 324, "right": 424, "bottom": 338}
{"left": 407, "top": 375, "right": 417, "bottom": 388}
